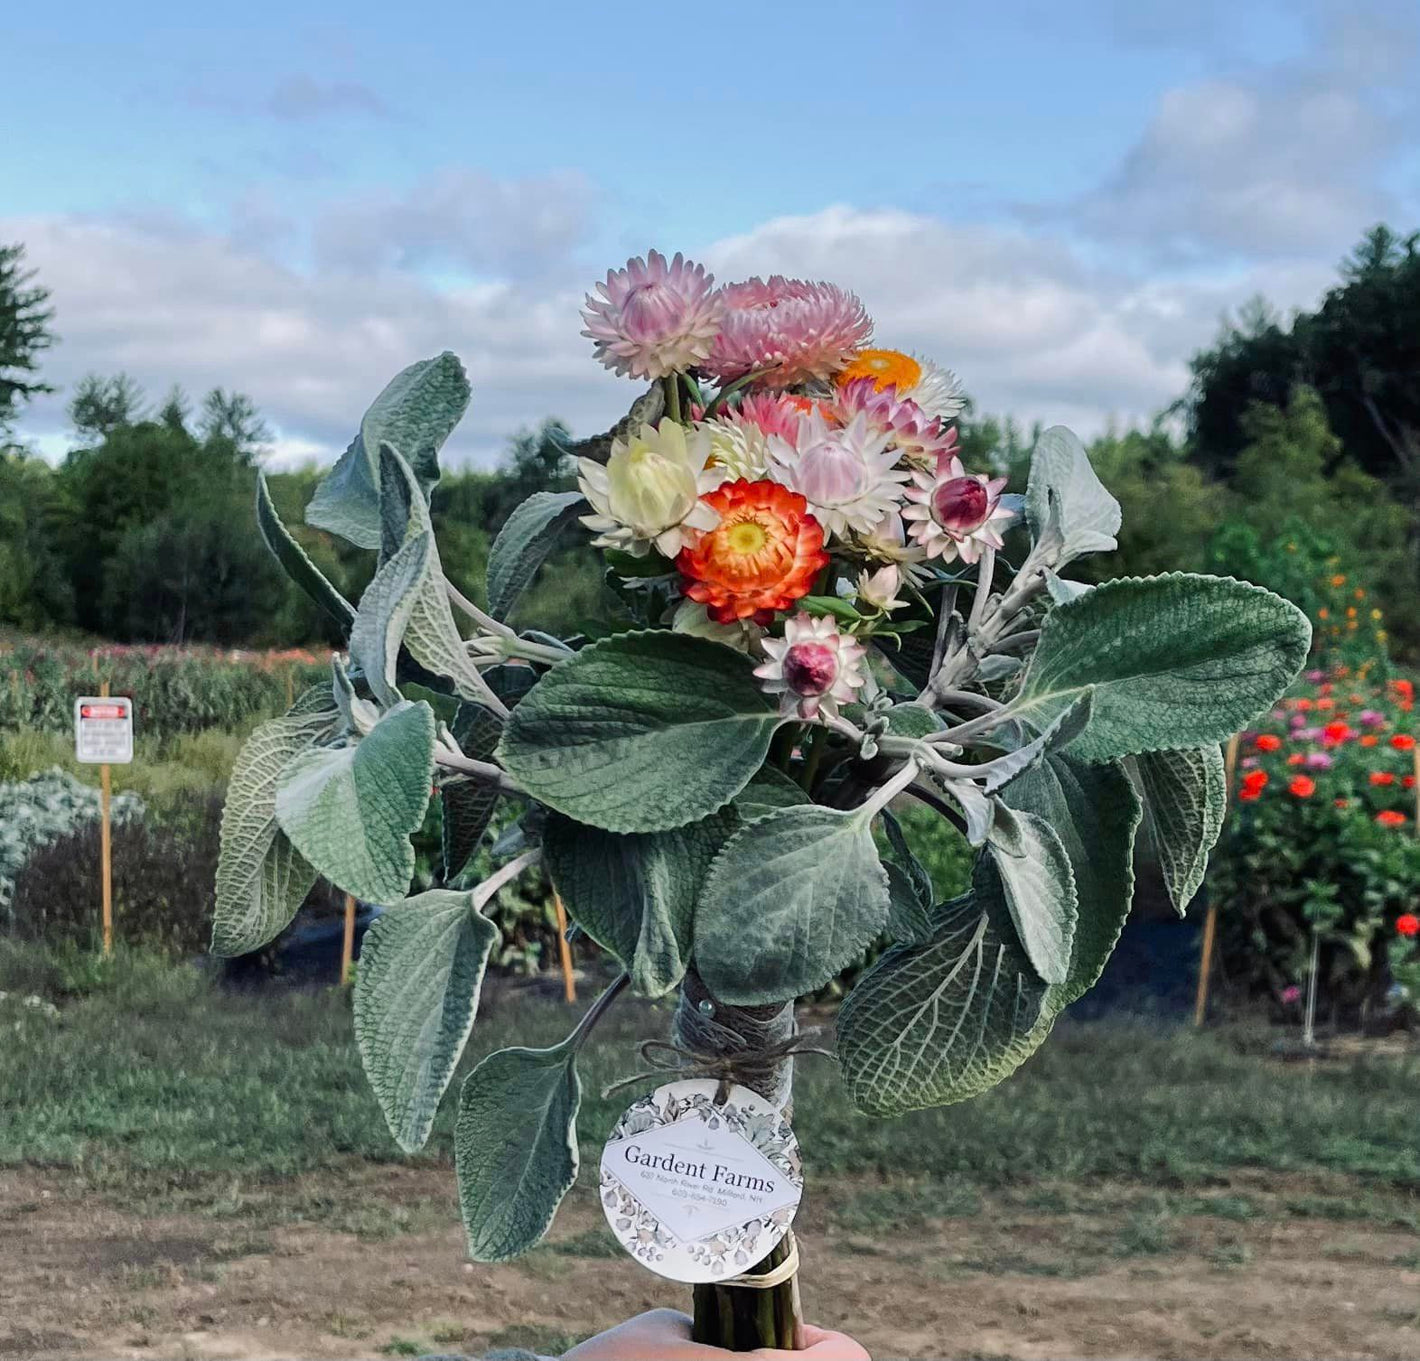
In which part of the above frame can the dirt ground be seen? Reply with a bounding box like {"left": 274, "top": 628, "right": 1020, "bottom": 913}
{"left": 2, "top": 1164, "right": 1418, "bottom": 1361}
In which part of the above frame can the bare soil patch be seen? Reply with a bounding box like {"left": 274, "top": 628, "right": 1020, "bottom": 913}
{"left": 2, "top": 1165, "right": 1418, "bottom": 1360}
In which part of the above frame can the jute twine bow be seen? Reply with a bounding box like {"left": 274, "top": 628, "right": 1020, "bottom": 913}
{"left": 603, "top": 1032, "right": 836, "bottom": 1105}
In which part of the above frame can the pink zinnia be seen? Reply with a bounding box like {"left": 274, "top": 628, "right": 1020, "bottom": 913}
{"left": 705, "top": 276, "right": 872, "bottom": 388}
{"left": 832, "top": 377, "right": 958, "bottom": 465}
{"left": 582, "top": 250, "right": 724, "bottom": 380}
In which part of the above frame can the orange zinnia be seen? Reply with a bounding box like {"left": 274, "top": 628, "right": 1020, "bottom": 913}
{"left": 1376, "top": 810, "right": 1407, "bottom": 828}
{"left": 1288, "top": 776, "right": 1316, "bottom": 798}
{"left": 678, "top": 479, "right": 828, "bottom": 624}
{"left": 1255, "top": 734, "right": 1282, "bottom": 752}
{"left": 1370, "top": 771, "right": 1395, "bottom": 786}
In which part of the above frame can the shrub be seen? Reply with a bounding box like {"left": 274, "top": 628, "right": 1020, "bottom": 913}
{"left": 0, "top": 769, "right": 143, "bottom": 927}
{"left": 10, "top": 794, "right": 221, "bottom": 956}
{"left": 1212, "top": 671, "right": 1420, "bottom": 1019}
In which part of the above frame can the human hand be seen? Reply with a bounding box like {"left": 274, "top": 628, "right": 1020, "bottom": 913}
{"left": 561, "top": 1307, "right": 870, "bottom": 1359}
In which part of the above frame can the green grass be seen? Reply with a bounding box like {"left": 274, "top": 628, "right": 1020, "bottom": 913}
{"left": 1, "top": 941, "right": 1418, "bottom": 1219}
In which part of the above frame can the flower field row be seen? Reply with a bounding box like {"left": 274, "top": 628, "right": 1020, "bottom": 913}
{"left": 0, "top": 639, "right": 329, "bottom": 740}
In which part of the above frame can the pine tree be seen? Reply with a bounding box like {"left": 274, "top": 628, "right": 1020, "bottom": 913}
{"left": 0, "top": 243, "right": 55, "bottom": 437}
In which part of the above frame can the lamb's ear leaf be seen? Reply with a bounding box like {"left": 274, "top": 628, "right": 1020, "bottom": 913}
{"left": 441, "top": 703, "right": 504, "bottom": 884}
{"left": 211, "top": 705, "right": 336, "bottom": 956}
{"left": 695, "top": 804, "right": 889, "bottom": 1005}
{"left": 1129, "top": 745, "right": 1227, "bottom": 916}
{"left": 498, "top": 632, "right": 778, "bottom": 833}
{"left": 274, "top": 700, "right": 435, "bottom": 906}
{"left": 838, "top": 868, "right": 1053, "bottom": 1116}
{"left": 1000, "top": 752, "right": 1142, "bottom": 1006}
{"left": 487, "top": 491, "right": 586, "bottom": 621}
{"left": 544, "top": 808, "right": 736, "bottom": 998}
{"left": 1024, "top": 425, "right": 1120, "bottom": 562}
{"left": 1013, "top": 573, "right": 1311, "bottom": 762}
{"left": 984, "top": 808, "right": 1077, "bottom": 987}
{"left": 348, "top": 530, "right": 433, "bottom": 707}
{"left": 307, "top": 352, "right": 470, "bottom": 548}
{"left": 455, "top": 1041, "right": 581, "bottom": 1262}
{"left": 354, "top": 889, "right": 499, "bottom": 1153}
{"left": 255, "top": 473, "right": 355, "bottom": 630}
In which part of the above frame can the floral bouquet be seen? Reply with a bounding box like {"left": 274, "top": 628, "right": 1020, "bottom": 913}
{"left": 211, "top": 249, "right": 1311, "bottom": 1351}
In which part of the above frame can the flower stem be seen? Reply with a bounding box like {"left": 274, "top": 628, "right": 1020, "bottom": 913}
{"left": 664, "top": 374, "right": 684, "bottom": 425}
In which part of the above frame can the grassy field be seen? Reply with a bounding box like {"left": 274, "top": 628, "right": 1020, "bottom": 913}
{"left": 2, "top": 943, "right": 1419, "bottom": 1358}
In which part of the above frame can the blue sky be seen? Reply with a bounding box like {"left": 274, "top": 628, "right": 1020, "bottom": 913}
{"left": 6, "top": 0, "right": 1419, "bottom": 465}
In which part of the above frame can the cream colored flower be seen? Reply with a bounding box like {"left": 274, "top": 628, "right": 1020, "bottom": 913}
{"left": 578, "top": 420, "right": 723, "bottom": 558}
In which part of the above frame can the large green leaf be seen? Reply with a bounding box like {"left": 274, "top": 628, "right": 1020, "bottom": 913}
{"left": 1001, "top": 753, "right": 1141, "bottom": 1006}
{"left": 1013, "top": 573, "right": 1311, "bottom": 762}
{"left": 1131, "top": 745, "right": 1226, "bottom": 915}
{"left": 696, "top": 805, "right": 889, "bottom": 1005}
{"left": 985, "top": 809, "right": 1077, "bottom": 986}
{"left": 211, "top": 706, "right": 334, "bottom": 956}
{"left": 308, "top": 352, "right": 470, "bottom": 549}
{"left": 837, "top": 869, "right": 1053, "bottom": 1117}
{"left": 732, "top": 765, "right": 809, "bottom": 819}
{"left": 487, "top": 491, "right": 586, "bottom": 621}
{"left": 274, "top": 701, "right": 435, "bottom": 905}
{"left": 498, "top": 632, "right": 779, "bottom": 833}
{"left": 254, "top": 473, "right": 355, "bottom": 630}
{"left": 543, "top": 809, "right": 734, "bottom": 997}
{"left": 880, "top": 809, "right": 934, "bottom": 945}
{"left": 1025, "top": 425, "right": 1120, "bottom": 560}
{"left": 354, "top": 889, "right": 499, "bottom": 1153}
{"left": 349, "top": 531, "right": 433, "bottom": 707}
{"left": 455, "top": 1042, "right": 581, "bottom": 1262}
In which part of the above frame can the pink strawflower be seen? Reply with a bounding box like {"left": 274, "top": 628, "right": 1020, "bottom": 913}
{"left": 768, "top": 410, "right": 910, "bottom": 539}
{"left": 832, "top": 377, "right": 958, "bottom": 465}
{"left": 902, "top": 454, "right": 1014, "bottom": 564}
{"left": 705, "top": 276, "right": 872, "bottom": 388}
{"left": 754, "top": 612, "right": 867, "bottom": 720}
{"left": 729, "top": 391, "right": 814, "bottom": 446}
{"left": 582, "top": 250, "right": 724, "bottom": 380}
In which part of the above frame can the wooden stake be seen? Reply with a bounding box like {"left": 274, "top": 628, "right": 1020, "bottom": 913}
{"left": 1194, "top": 732, "right": 1240, "bottom": 1027}
{"left": 553, "top": 893, "right": 576, "bottom": 1003}
{"left": 1413, "top": 745, "right": 1419, "bottom": 838}
{"left": 99, "top": 680, "right": 114, "bottom": 958}
{"left": 285, "top": 666, "right": 295, "bottom": 709}
{"left": 340, "top": 893, "right": 357, "bottom": 986}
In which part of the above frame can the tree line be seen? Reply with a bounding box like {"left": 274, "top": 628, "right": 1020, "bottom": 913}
{"left": 2, "top": 227, "right": 1418, "bottom": 657}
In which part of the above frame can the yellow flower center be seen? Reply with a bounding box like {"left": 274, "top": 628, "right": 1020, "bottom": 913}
{"left": 836, "top": 348, "right": 923, "bottom": 393}
{"left": 726, "top": 521, "right": 769, "bottom": 555}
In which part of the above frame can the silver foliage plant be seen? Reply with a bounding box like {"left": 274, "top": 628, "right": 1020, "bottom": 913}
{"left": 210, "top": 350, "right": 1311, "bottom": 1274}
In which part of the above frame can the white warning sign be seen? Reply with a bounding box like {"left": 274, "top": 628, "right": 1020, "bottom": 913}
{"left": 74, "top": 696, "right": 134, "bottom": 764}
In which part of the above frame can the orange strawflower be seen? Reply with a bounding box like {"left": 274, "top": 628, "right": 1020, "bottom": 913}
{"left": 1376, "top": 810, "right": 1407, "bottom": 828}
{"left": 835, "top": 348, "right": 922, "bottom": 394}
{"left": 1288, "top": 776, "right": 1316, "bottom": 798}
{"left": 678, "top": 479, "right": 828, "bottom": 624}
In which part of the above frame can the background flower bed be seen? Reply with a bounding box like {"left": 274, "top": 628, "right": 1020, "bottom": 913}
{"left": 1212, "top": 666, "right": 1420, "bottom": 1020}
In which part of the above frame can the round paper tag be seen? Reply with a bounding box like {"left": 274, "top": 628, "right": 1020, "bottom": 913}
{"left": 599, "top": 1078, "right": 803, "bottom": 1283}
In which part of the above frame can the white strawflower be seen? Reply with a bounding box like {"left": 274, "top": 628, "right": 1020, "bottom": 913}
{"left": 856, "top": 564, "right": 908, "bottom": 613}
{"left": 578, "top": 421, "right": 723, "bottom": 558}
{"left": 768, "top": 411, "right": 909, "bottom": 540}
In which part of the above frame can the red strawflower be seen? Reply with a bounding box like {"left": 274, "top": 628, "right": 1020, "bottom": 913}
{"left": 1397, "top": 913, "right": 1420, "bottom": 938}
{"left": 1376, "top": 810, "right": 1407, "bottom": 829}
{"left": 678, "top": 479, "right": 828, "bottom": 624}
{"left": 1255, "top": 733, "right": 1283, "bottom": 752}
{"left": 1390, "top": 733, "right": 1416, "bottom": 751}
{"left": 1370, "top": 771, "right": 1396, "bottom": 787}
{"left": 1288, "top": 776, "right": 1316, "bottom": 798}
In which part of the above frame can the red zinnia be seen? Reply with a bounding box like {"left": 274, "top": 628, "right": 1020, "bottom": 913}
{"left": 1370, "top": 771, "right": 1396, "bottom": 787}
{"left": 1404, "top": 775, "right": 1416, "bottom": 790}
{"left": 1238, "top": 786, "right": 1262, "bottom": 802}
{"left": 1241, "top": 769, "right": 1269, "bottom": 791}
{"left": 1334, "top": 798, "right": 1350, "bottom": 809}
{"left": 1390, "top": 733, "right": 1416, "bottom": 751}
{"left": 1397, "top": 913, "right": 1420, "bottom": 938}
{"left": 1287, "top": 753, "right": 1306, "bottom": 767}
{"left": 1322, "top": 721, "right": 1353, "bottom": 743}
{"left": 1288, "top": 776, "right": 1316, "bottom": 798}
{"left": 677, "top": 479, "right": 828, "bottom": 624}
{"left": 1255, "top": 734, "right": 1283, "bottom": 752}
{"left": 1376, "top": 810, "right": 1407, "bottom": 829}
